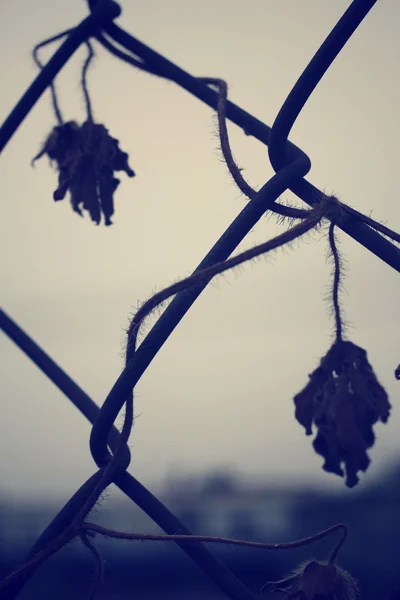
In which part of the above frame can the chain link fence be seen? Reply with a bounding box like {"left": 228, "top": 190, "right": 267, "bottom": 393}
{"left": 1, "top": 0, "right": 399, "bottom": 598}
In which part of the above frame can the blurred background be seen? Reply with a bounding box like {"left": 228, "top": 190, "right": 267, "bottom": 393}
{"left": 1, "top": 465, "right": 400, "bottom": 598}
{"left": 1, "top": 0, "right": 399, "bottom": 598}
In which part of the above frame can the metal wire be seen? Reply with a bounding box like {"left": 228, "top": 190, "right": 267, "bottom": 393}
{"left": 98, "top": 13, "right": 400, "bottom": 270}
{"left": 1, "top": 0, "right": 399, "bottom": 598}
{"left": 0, "top": 2, "right": 121, "bottom": 153}
{"left": 0, "top": 310, "right": 253, "bottom": 600}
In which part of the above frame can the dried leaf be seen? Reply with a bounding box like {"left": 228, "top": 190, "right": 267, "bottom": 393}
{"left": 294, "top": 340, "right": 391, "bottom": 487}
{"left": 32, "top": 120, "right": 135, "bottom": 226}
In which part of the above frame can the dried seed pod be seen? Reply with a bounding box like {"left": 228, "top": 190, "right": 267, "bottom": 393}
{"left": 261, "top": 559, "right": 360, "bottom": 599}
{"left": 294, "top": 340, "right": 391, "bottom": 487}
{"left": 32, "top": 120, "right": 135, "bottom": 226}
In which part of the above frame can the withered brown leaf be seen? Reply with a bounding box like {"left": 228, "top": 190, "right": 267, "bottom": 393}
{"left": 33, "top": 120, "right": 135, "bottom": 226}
{"left": 294, "top": 340, "right": 391, "bottom": 487}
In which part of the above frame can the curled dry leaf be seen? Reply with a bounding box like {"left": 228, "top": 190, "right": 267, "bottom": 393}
{"left": 262, "top": 559, "right": 360, "bottom": 599}
{"left": 294, "top": 340, "right": 391, "bottom": 487}
{"left": 32, "top": 120, "right": 135, "bottom": 226}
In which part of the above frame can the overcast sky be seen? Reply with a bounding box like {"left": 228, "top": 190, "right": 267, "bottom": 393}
{"left": 0, "top": 0, "right": 399, "bottom": 502}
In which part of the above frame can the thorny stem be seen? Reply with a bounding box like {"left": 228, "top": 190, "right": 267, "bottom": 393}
{"left": 199, "top": 76, "right": 400, "bottom": 244}
{"left": 126, "top": 196, "right": 334, "bottom": 362}
{"left": 328, "top": 222, "right": 344, "bottom": 341}
{"left": 200, "top": 77, "right": 311, "bottom": 221}
{"left": 199, "top": 77, "right": 256, "bottom": 200}
{"left": 83, "top": 522, "right": 348, "bottom": 558}
{"left": 181, "top": 74, "right": 400, "bottom": 242}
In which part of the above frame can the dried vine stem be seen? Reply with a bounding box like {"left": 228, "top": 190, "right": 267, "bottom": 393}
{"left": 126, "top": 195, "right": 338, "bottom": 362}
{"left": 82, "top": 522, "right": 347, "bottom": 559}
{"left": 199, "top": 77, "right": 257, "bottom": 200}
{"left": 82, "top": 40, "right": 95, "bottom": 121}
{"left": 201, "top": 76, "right": 400, "bottom": 243}
{"left": 79, "top": 530, "right": 105, "bottom": 600}
{"left": 32, "top": 30, "right": 72, "bottom": 124}
{"left": 31, "top": 35, "right": 400, "bottom": 243}
{"left": 33, "top": 30, "right": 96, "bottom": 124}
{"left": 328, "top": 222, "right": 345, "bottom": 341}
{"left": 199, "top": 77, "right": 310, "bottom": 221}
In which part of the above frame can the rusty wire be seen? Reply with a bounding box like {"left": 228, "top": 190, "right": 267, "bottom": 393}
{"left": 1, "top": 0, "right": 399, "bottom": 598}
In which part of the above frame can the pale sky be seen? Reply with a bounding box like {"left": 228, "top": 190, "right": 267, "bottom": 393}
{"left": 0, "top": 0, "right": 399, "bottom": 501}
